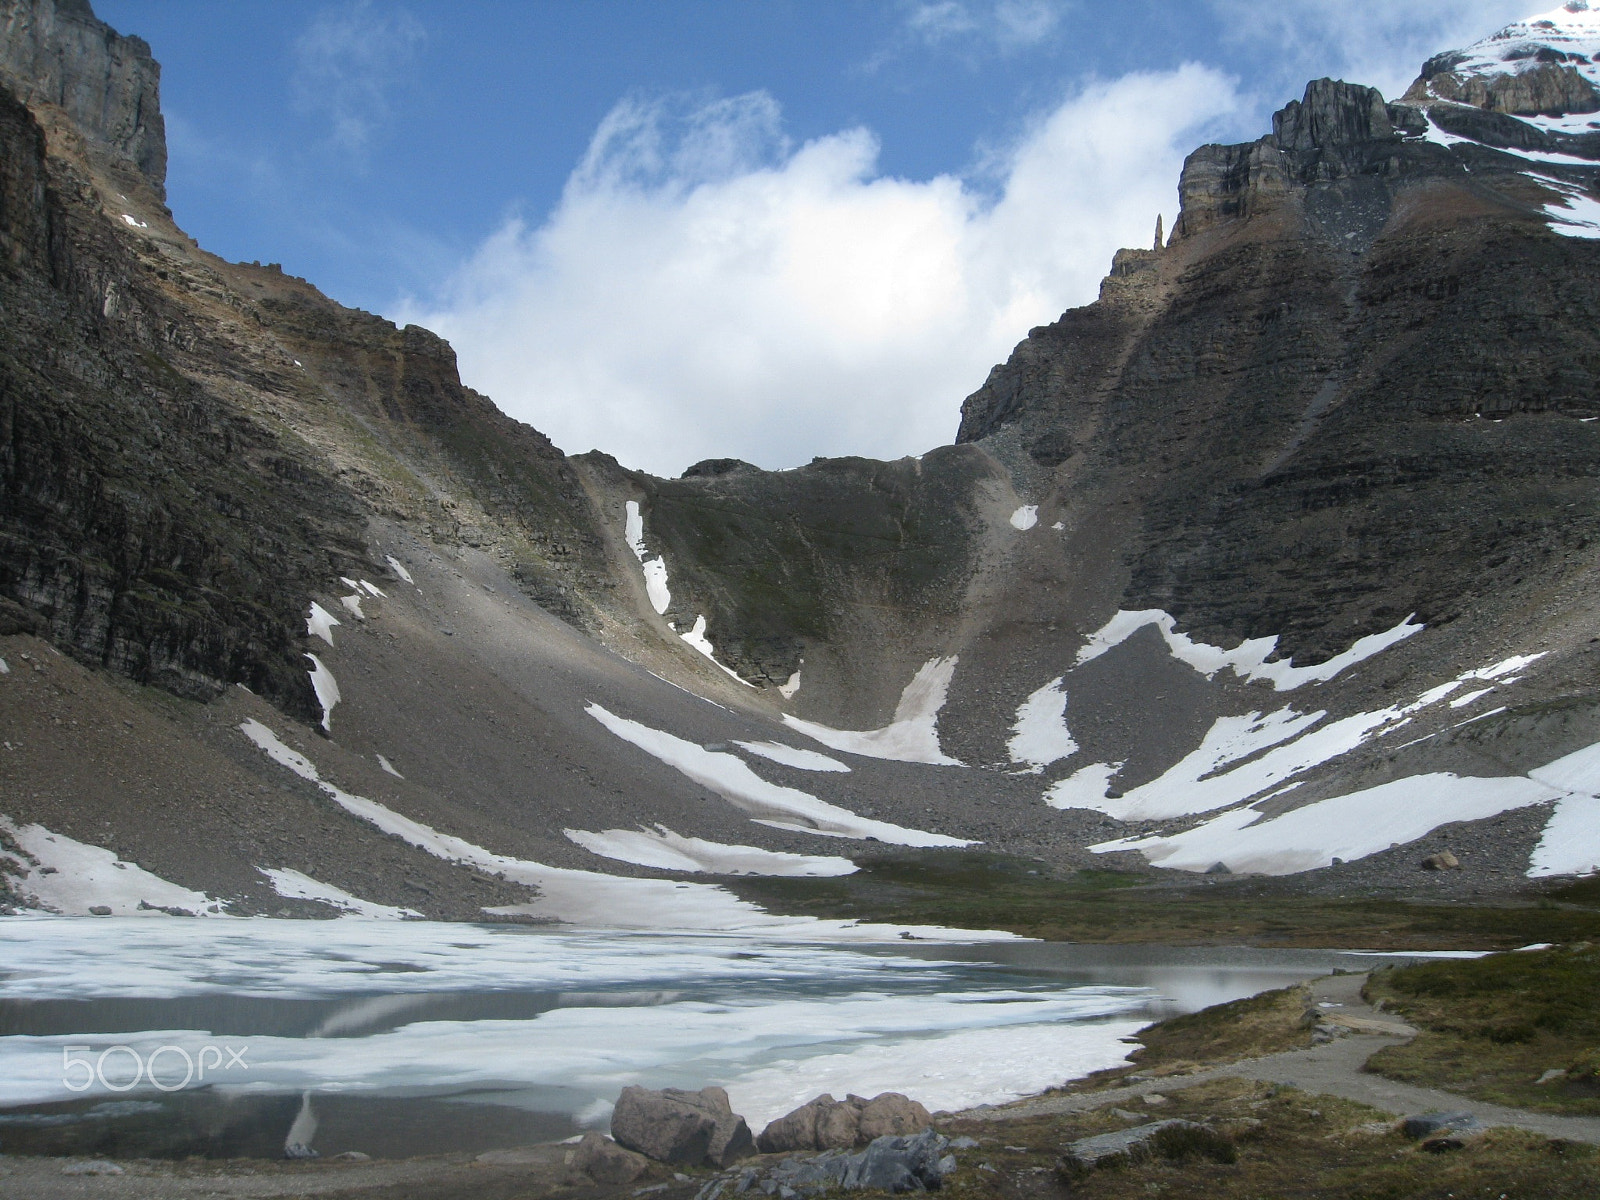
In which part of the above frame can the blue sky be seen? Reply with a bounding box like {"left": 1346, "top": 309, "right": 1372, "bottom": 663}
{"left": 94, "top": 1, "right": 1537, "bottom": 474}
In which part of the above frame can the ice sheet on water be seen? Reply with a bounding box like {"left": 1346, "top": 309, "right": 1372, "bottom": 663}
{"left": 0, "top": 964, "right": 1150, "bottom": 1116}
{"left": 587, "top": 704, "right": 969, "bottom": 847}
{"left": 0, "top": 818, "right": 224, "bottom": 917}
{"left": 0, "top": 919, "right": 999, "bottom": 1001}
{"left": 564, "top": 826, "right": 856, "bottom": 876}
{"left": 782, "top": 657, "right": 964, "bottom": 766}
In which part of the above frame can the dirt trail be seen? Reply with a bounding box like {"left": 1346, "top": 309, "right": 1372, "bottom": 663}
{"left": 970, "top": 972, "right": 1600, "bottom": 1145}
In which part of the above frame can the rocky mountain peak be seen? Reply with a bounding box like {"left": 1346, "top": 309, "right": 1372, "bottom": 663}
{"left": 0, "top": 0, "right": 165, "bottom": 195}
{"left": 1405, "top": 2, "right": 1600, "bottom": 119}
{"left": 1172, "top": 78, "right": 1427, "bottom": 238}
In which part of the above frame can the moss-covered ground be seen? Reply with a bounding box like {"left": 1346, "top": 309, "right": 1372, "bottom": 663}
{"left": 1364, "top": 944, "right": 1600, "bottom": 1116}
{"left": 727, "top": 850, "right": 1600, "bottom": 949}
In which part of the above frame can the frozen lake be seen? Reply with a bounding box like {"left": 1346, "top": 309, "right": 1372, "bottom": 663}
{"left": 0, "top": 919, "right": 1455, "bottom": 1159}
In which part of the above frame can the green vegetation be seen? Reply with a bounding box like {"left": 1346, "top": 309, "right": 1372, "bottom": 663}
{"left": 1365, "top": 944, "right": 1600, "bottom": 1115}
{"left": 727, "top": 849, "right": 1600, "bottom": 949}
{"left": 937, "top": 1078, "right": 1597, "bottom": 1200}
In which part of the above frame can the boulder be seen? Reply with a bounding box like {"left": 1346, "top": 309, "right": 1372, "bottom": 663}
{"left": 568, "top": 1131, "right": 650, "bottom": 1184}
{"left": 612, "top": 1085, "right": 755, "bottom": 1167}
{"left": 760, "top": 1128, "right": 954, "bottom": 1195}
{"left": 757, "top": 1093, "right": 932, "bottom": 1152}
{"left": 1058, "top": 1119, "right": 1235, "bottom": 1177}
{"left": 856, "top": 1094, "right": 933, "bottom": 1141}
{"left": 1420, "top": 851, "right": 1460, "bottom": 871}
{"left": 1401, "top": 1111, "right": 1482, "bottom": 1140}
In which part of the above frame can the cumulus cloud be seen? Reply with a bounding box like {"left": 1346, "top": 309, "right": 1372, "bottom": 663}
{"left": 403, "top": 66, "right": 1240, "bottom": 476}
{"left": 1211, "top": 0, "right": 1535, "bottom": 101}
{"left": 291, "top": 0, "right": 425, "bottom": 153}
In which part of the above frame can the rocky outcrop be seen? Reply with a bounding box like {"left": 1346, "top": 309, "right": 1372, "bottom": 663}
{"left": 1172, "top": 80, "right": 1434, "bottom": 238}
{"left": 1409, "top": 57, "right": 1600, "bottom": 118}
{"left": 0, "top": 0, "right": 164, "bottom": 192}
{"left": 757, "top": 1093, "right": 933, "bottom": 1153}
{"left": 610, "top": 1086, "right": 756, "bottom": 1168}
{"left": 747, "top": 1129, "right": 955, "bottom": 1195}
{"left": 566, "top": 1131, "right": 651, "bottom": 1184}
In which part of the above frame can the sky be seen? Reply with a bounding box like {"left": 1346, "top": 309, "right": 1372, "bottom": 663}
{"left": 94, "top": 0, "right": 1539, "bottom": 476}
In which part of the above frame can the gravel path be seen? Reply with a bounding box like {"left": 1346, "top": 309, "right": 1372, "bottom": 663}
{"left": 966, "top": 972, "right": 1600, "bottom": 1145}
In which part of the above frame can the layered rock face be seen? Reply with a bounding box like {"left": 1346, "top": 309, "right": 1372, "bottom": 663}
{"left": 0, "top": 0, "right": 163, "bottom": 192}
{"left": 0, "top": 0, "right": 610, "bottom": 720}
{"left": 957, "top": 71, "right": 1600, "bottom": 664}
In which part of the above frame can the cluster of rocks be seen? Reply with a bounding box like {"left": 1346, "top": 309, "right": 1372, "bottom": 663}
{"left": 568, "top": 1085, "right": 953, "bottom": 1195}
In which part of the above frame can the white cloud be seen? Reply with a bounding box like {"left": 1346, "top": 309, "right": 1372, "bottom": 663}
{"left": 403, "top": 66, "right": 1239, "bottom": 475}
{"left": 905, "top": 0, "right": 1069, "bottom": 53}
{"left": 1211, "top": 0, "right": 1535, "bottom": 102}
{"left": 291, "top": 0, "right": 425, "bottom": 153}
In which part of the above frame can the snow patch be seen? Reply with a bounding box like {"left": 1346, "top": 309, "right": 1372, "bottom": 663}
{"left": 587, "top": 704, "right": 969, "bottom": 846}
{"left": 306, "top": 602, "right": 340, "bottom": 647}
{"left": 258, "top": 867, "right": 421, "bottom": 919}
{"left": 779, "top": 670, "right": 802, "bottom": 699}
{"left": 384, "top": 555, "right": 414, "bottom": 585}
{"left": 1009, "top": 505, "right": 1038, "bottom": 530}
{"left": 625, "top": 500, "right": 671, "bottom": 615}
{"left": 1045, "top": 763, "right": 1124, "bottom": 811}
{"left": 681, "top": 614, "right": 757, "bottom": 687}
{"left": 120, "top": 214, "right": 146, "bottom": 228}
{"left": 339, "top": 593, "right": 366, "bottom": 620}
{"left": 305, "top": 653, "right": 340, "bottom": 732}
{"left": 734, "top": 740, "right": 851, "bottom": 773}
{"left": 1075, "top": 610, "right": 1422, "bottom": 691}
{"left": 376, "top": 754, "right": 404, "bottom": 779}
{"left": 782, "top": 657, "right": 964, "bottom": 766}
{"left": 0, "top": 657, "right": 8, "bottom": 674}
{"left": 239, "top": 718, "right": 991, "bottom": 938}
{"left": 0, "top": 817, "right": 225, "bottom": 916}
{"left": 1007, "top": 678, "right": 1078, "bottom": 772}
{"left": 1093, "top": 773, "right": 1557, "bottom": 875}
{"left": 360, "top": 580, "right": 387, "bottom": 598}
{"left": 564, "top": 826, "right": 857, "bottom": 876}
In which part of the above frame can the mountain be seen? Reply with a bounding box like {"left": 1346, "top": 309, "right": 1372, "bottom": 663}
{"left": 2, "top": 0, "right": 1599, "bottom": 926}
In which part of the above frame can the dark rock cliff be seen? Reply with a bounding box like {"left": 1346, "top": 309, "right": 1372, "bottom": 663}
{"left": 956, "top": 78, "right": 1600, "bottom": 662}
{"left": 0, "top": 0, "right": 163, "bottom": 194}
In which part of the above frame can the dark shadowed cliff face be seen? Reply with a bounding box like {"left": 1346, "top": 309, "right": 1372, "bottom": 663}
{"left": 0, "top": 0, "right": 612, "bottom": 720}
{"left": 957, "top": 76, "right": 1600, "bottom": 664}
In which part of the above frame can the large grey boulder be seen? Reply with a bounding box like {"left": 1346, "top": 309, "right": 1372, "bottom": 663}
{"left": 612, "top": 1085, "right": 756, "bottom": 1167}
{"left": 757, "top": 1092, "right": 932, "bottom": 1152}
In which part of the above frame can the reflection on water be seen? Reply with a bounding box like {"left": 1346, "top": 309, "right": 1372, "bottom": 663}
{"left": 0, "top": 920, "right": 1447, "bottom": 1160}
